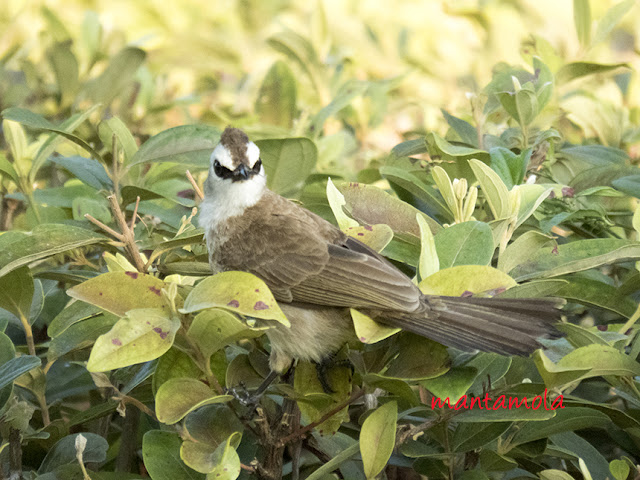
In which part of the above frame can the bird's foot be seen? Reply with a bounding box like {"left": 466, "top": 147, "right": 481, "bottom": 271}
{"left": 315, "top": 354, "right": 354, "bottom": 394}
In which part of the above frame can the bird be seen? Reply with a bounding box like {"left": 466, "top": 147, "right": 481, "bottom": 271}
{"left": 199, "top": 126, "right": 562, "bottom": 382}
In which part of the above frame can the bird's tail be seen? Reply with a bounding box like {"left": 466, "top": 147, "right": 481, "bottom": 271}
{"left": 375, "top": 296, "right": 564, "bottom": 356}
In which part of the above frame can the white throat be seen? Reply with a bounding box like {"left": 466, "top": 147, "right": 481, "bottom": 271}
{"left": 198, "top": 168, "right": 267, "bottom": 232}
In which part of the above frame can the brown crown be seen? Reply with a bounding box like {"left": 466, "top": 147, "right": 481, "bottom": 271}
{"left": 220, "top": 127, "right": 250, "bottom": 166}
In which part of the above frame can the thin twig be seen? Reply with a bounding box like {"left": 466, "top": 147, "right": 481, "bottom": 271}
{"left": 112, "top": 134, "right": 120, "bottom": 199}
{"left": 85, "top": 195, "right": 146, "bottom": 273}
{"left": 130, "top": 196, "right": 140, "bottom": 231}
{"left": 186, "top": 170, "right": 205, "bottom": 201}
{"left": 278, "top": 388, "right": 365, "bottom": 447}
{"left": 84, "top": 214, "right": 124, "bottom": 241}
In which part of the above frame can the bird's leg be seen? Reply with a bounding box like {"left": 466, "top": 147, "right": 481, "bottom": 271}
{"left": 226, "top": 370, "right": 281, "bottom": 408}
{"left": 314, "top": 353, "right": 354, "bottom": 395}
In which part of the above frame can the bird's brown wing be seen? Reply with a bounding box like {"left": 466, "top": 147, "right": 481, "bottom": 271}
{"left": 216, "top": 191, "right": 421, "bottom": 312}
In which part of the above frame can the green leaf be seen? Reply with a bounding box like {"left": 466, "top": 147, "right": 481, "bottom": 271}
{"left": 338, "top": 181, "right": 442, "bottom": 237}
{"left": 86, "top": 308, "right": 179, "bottom": 372}
{"left": 540, "top": 470, "right": 576, "bottom": 480}
{"left": 129, "top": 125, "right": 220, "bottom": 168}
{"left": 98, "top": 116, "right": 139, "bottom": 164}
{"left": 380, "top": 165, "right": 451, "bottom": 221}
{"left": 592, "top": 0, "right": 635, "bottom": 47}
{"left": 468, "top": 159, "right": 511, "bottom": 219}
{"left": 498, "top": 231, "right": 555, "bottom": 273}
{"left": 72, "top": 197, "right": 111, "bottom": 223}
{"left": 496, "top": 82, "right": 539, "bottom": 127}
{"left": 421, "top": 367, "right": 477, "bottom": 404}
{"left": 2, "top": 119, "right": 28, "bottom": 176}
{"left": 610, "top": 459, "right": 630, "bottom": 480}
{"left": 255, "top": 137, "right": 317, "bottom": 195}
{"left": 38, "top": 433, "right": 108, "bottom": 474}
{"left": 419, "top": 265, "right": 517, "bottom": 296}
{"left": 551, "top": 431, "right": 612, "bottom": 480}
{"left": 30, "top": 105, "right": 102, "bottom": 181}
{"left": 426, "top": 132, "right": 489, "bottom": 180}
{"left": 391, "top": 138, "right": 427, "bottom": 158}
{"left": 50, "top": 156, "right": 113, "bottom": 190}
{"left": 343, "top": 224, "right": 393, "bottom": 252}
{"left": 143, "top": 430, "right": 205, "bottom": 480}
{"left": 83, "top": 47, "right": 146, "bottom": 104}
{"left": 554, "top": 276, "right": 637, "bottom": 317}
{"left": 511, "top": 407, "right": 609, "bottom": 446}
{"left": 557, "top": 61, "right": 629, "bottom": 84}
{"left": 2, "top": 107, "right": 102, "bottom": 161}
{"left": 489, "top": 147, "right": 530, "bottom": 189}
{"left": 434, "top": 221, "right": 493, "bottom": 269}
{"left": 156, "top": 378, "right": 231, "bottom": 424}
{"left": 452, "top": 422, "right": 511, "bottom": 452}
{"left": 383, "top": 333, "right": 449, "bottom": 381}
{"left": 417, "top": 213, "right": 439, "bottom": 279}
{"left": 0, "top": 333, "right": 15, "bottom": 408}
{"left": 256, "top": 61, "right": 297, "bottom": 128}
{"left": 47, "top": 41, "right": 79, "bottom": 107}
{"left": 187, "top": 309, "right": 266, "bottom": 360}
{"left": 48, "top": 313, "right": 117, "bottom": 363}
{"left": 267, "top": 30, "right": 322, "bottom": 96}
{"left": 536, "top": 345, "right": 640, "bottom": 388}
{"left": 573, "top": 0, "right": 591, "bottom": 47}
{"left": 441, "top": 109, "right": 478, "bottom": 147}
{"left": 294, "top": 358, "right": 351, "bottom": 435}
{"left": 0, "top": 266, "right": 33, "bottom": 322}
{"left": 0, "top": 151, "right": 20, "bottom": 184}
{"left": 184, "top": 404, "right": 244, "bottom": 447}
{"left": 68, "top": 272, "right": 170, "bottom": 317}
{"left": 612, "top": 175, "right": 640, "bottom": 197}
{"left": 311, "top": 80, "right": 368, "bottom": 132}
{"left": 200, "top": 433, "right": 241, "bottom": 479}
{"left": 181, "top": 271, "right": 289, "bottom": 326}
{"left": 351, "top": 309, "right": 401, "bottom": 344}
{"left": 0, "top": 355, "right": 40, "bottom": 390}
{"left": 510, "top": 239, "right": 640, "bottom": 282}
{"left": 360, "top": 401, "right": 397, "bottom": 479}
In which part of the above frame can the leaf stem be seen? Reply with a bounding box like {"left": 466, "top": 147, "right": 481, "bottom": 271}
{"left": 19, "top": 313, "right": 35, "bottom": 357}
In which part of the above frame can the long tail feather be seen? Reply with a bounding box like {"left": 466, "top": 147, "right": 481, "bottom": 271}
{"left": 375, "top": 296, "right": 564, "bottom": 356}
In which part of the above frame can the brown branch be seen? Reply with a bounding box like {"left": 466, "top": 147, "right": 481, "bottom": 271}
{"left": 87, "top": 195, "right": 146, "bottom": 273}
{"left": 277, "top": 388, "right": 365, "bottom": 447}
{"left": 186, "top": 170, "right": 204, "bottom": 201}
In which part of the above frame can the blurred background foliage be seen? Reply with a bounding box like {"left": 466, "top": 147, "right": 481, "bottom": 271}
{"left": 3, "top": 0, "right": 640, "bottom": 479}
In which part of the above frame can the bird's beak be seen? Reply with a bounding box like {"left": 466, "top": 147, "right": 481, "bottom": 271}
{"left": 232, "top": 164, "right": 250, "bottom": 182}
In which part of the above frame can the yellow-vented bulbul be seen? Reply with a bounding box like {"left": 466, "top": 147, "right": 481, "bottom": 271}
{"left": 199, "top": 127, "right": 562, "bottom": 375}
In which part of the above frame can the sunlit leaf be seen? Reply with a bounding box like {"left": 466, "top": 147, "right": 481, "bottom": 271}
{"left": 181, "top": 272, "right": 289, "bottom": 326}
{"left": 86, "top": 308, "right": 180, "bottom": 372}
{"left": 360, "top": 401, "right": 397, "bottom": 479}
{"left": 156, "top": 377, "right": 231, "bottom": 424}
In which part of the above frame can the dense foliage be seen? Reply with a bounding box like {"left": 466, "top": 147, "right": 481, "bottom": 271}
{"left": 2, "top": 1, "right": 640, "bottom": 479}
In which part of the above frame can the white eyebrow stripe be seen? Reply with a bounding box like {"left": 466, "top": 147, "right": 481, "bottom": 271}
{"left": 246, "top": 142, "right": 260, "bottom": 167}
{"left": 211, "top": 143, "right": 234, "bottom": 169}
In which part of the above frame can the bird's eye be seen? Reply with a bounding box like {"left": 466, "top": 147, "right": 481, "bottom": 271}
{"left": 252, "top": 158, "right": 262, "bottom": 173}
{"left": 213, "top": 159, "right": 233, "bottom": 179}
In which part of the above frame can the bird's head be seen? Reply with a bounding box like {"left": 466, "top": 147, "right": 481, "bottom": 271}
{"left": 204, "top": 127, "right": 267, "bottom": 208}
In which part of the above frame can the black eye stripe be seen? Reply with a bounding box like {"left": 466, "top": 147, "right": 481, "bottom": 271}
{"left": 252, "top": 158, "right": 262, "bottom": 172}
{"left": 213, "top": 160, "right": 234, "bottom": 179}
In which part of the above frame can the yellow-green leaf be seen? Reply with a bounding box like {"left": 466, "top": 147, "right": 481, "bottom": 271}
{"left": 419, "top": 265, "right": 517, "bottom": 296}
{"left": 181, "top": 272, "right": 289, "bottom": 326}
{"left": 156, "top": 377, "right": 231, "bottom": 425}
{"left": 468, "top": 159, "right": 511, "bottom": 219}
{"left": 344, "top": 224, "right": 393, "bottom": 252}
{"left": 87, "top": 308, "right": 179, "bottom": 372}
{"left": 417, "top": 213, "right": 438, "bottom": 280}
{"left": 68, "top": 271, "right": 171, "bottom": 316}
{"left": 360, "top": 401, "right": 397, "bottom": 479}
{"left": 351, "top": 308, "right": 400, "bottom": 344}
{"left": 327, "top": 177, "right": 358, "bottom": 230}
